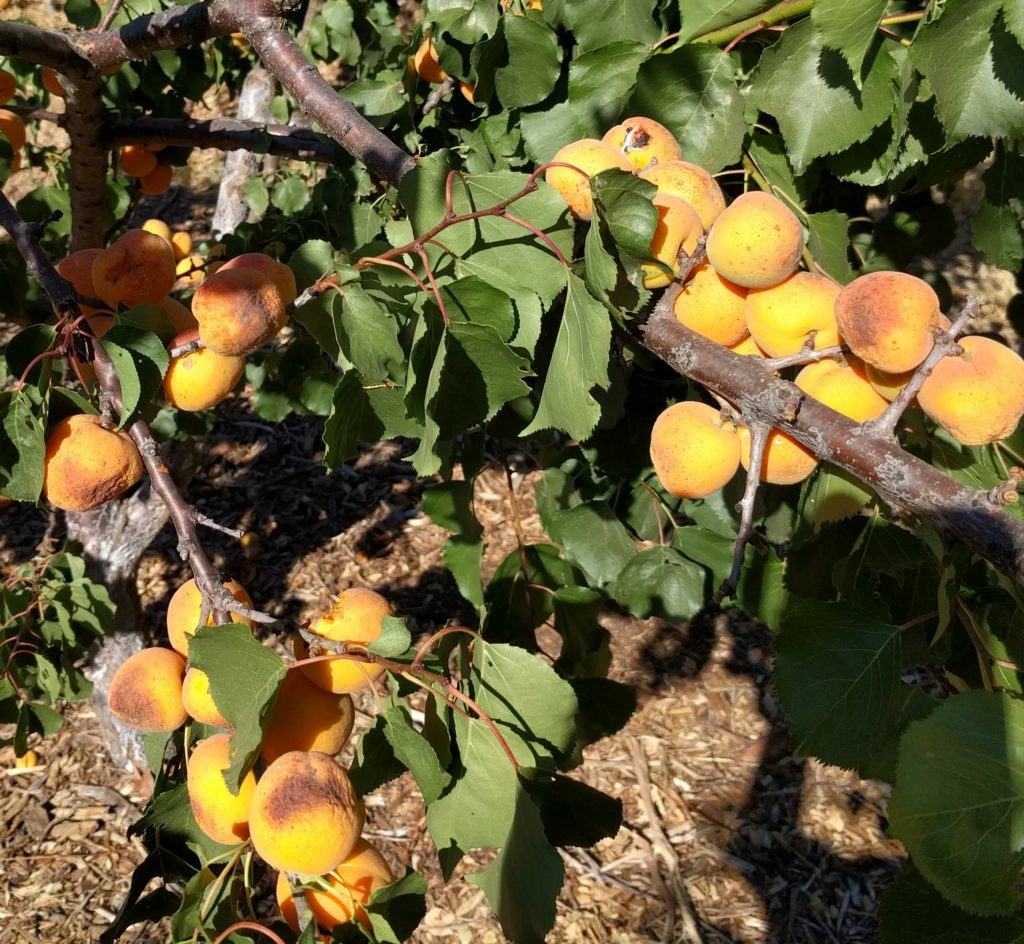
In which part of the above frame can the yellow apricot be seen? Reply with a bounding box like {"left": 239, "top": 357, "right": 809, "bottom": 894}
{"left": 834, "top": 271, "right": 940, "bottom": 373}
{"left": 170, "top": 231, "right": 193, "bottom": 262}
{"left": 649, "top": 401, "right": 741, "bottom": 499}
{"left": 43, "top": 414, "right": 143, "bottom": 512}
{"left": 166, "top": 577, "right": 254, "bottom": 657}
{"left": 745, "top": 271, "right": 841, "bottom": 357}
{"left": 164, "top": 329, "right": 245, "bottom": 411}
{"left": 249, "top": 751, "right": 364, "bottom": 875}
{"left": 192, "top": 267, "right": 288, "bottom": 356}
{"left": 864, "top": 363, "right": 913, "bottom": 402}
{"left": 120, "top": 144, "right": 157, "bottom": 178}
{"left": 459, "top": 81, "right": 476, "bottom": 104}
{"left": 175, "top": 254, "right": 206, "bottom": 287}
{"left": 56, "top": 249, "right": 108, "bottom": 315}
{"left": 0, "top": 110, "right": 26, "bottom": 151}
{"left": 108, "top": 647, "right": 187, "bottom": 732}
{"left": 262, "top": 670, "right": 355, "bottom": 765}
{"left": 155, "top": 295, "right": 198, "bottom": 334}
{"left": 14, "top": 750, "right": 39, "bottom": 768}
{"left": 795, "top": 357, "right": 888, "bottom": 422}
{"left": 642, "top": 193, "right": 702, "bottom": 289}
{"left": 0, "top": 69, "right": 15, "bottom": 106}
{"left": 92, "top": 230, "right": 177, "bottom": 308}
{"left": 413, "top": 36, "right": 446, "bottom": 84}
{"left": 138, "top": 162, "right": 173, "bottom": 195}
{"left": 299, "top": 588, "right": 393, "bottom": 695}
{"left": 918, "top": 336, "right": 1024, "bottom": 446}
{"left": 181, "top": 667, "right": 230, "bottom": 729}
{"left": 639, "top": 160, "right": 726, "bottom": 230}
{"left": 141, "top": 218, "right": 172, "bottom": 245}
{"left": 186, "top": 733, "right": 257, "bottom": 845}
{"left": 672, "top": 263, "right": 748, "bottom": 346}
{"left": 738, "top": 425, "right": 818, "bottom": 486}
{"left": 705, "top": 190, "right": 803, "bottom": 289}
{"left": 602, "top": 117, "right": 681, "bottom": 173}
{"left": 219, "top": 252, "right": 297, "bottom": 306}
{"left": 276, "top": 839, "right": 395, "bottom": 933}
{"left": 728, "top": 334, "right": 767, "bottom": 358}
{"left": 545, "top": 138, "right": 633, "bottom": 221}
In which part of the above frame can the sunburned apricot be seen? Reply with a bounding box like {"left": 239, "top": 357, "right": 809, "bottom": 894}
{"left": 164, "top": 329, "right": 245, "bottom": 411}
{"left": 92, "top": 229, "right": 176, "bottom": 308}
{"left": 795, "top": 357, "right": 888, "bottom": 422}
{"left": 261, "top": 670, "right": 355, "bottom": 765}
{"left": 186, "top": 732, "right": 257, "bottom": 845}
{"left": 108, "top": 647, "right": 187, "bottom": 732}
{"left": 219, "top": 252, "right": 297, "bottom": 306}
{"left": 639, "top": 160, "right": 726, "bottom": 230}
{"left": 745, "top": 271, "right": 841, "bottom": 357}
{"left": 166, "top": 577, "right": 254, "bottom": 657}
{"left": 672, "top": 263, "right": 748, "bottom": 347}
{"left": 642, "top": 194, "right": 702, "bottom": 289}
{"left": 649, "top": 401, "right": 741, "bottom": 499}
{"left": 738, "top": 425, "right": 818, "bottom": 486}
{"left": 545, "top": 138, "right": 633, "bottom": 221}
{"left": 602, "top": 117, "right": 681, "bottom": 173}
{"left": 191, "top": 267, "right": 288, "bottom": 356}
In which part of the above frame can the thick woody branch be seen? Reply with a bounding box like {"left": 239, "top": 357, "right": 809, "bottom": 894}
{"left": 641, "top": 286, "right": 1024, "bottom": 584}
{"left": 62, "top": 74, "right": 109, "bottom": 252}
{"left": 0, "top": 22, "right": 90, "bottom": 73}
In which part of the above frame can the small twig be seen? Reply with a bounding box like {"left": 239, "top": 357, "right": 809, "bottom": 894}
{"left": 191, "top": 510, "right": 246, "bottom": 540}
{"left": 168, "top": 337, "right": 204, "bottom": 358}
{"left": 97, "top": 0, "right": 126, "bottom": 32}
{"left": 987, "top": 469, "right": 1023, "bottom": 507}
{"left": 718, "top": 421, "right": 770, "bottom": 602}
{"left": 411, "top": 625, "right": 481, "bottom": 670}
{"left": 422, "top": 75, "right": 456, "bottom": 116}
{"left": 761, "top": 342, "right": 845, "bottom": 373}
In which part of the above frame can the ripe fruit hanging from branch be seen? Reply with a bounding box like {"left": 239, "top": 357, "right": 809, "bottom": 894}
{"left": 108, "top": 647, "right": 188, "bottom": 733}
{"left": 186, "top": 732, "right": 258, "bottom": 845}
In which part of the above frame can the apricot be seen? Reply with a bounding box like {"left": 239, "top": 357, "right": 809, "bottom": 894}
{"left": 166, "top": 577, "right": 254, "bottom": 657}
{"left": 738, "top": 425, "right": 818, "bottom": 485}
{"left": 164, "top": 328, "right": 245, "bottom": 411}
{"left": 672, "top": 263, "right": 748, "bottom": 346}
{"left": 864, "top": 363, "right": 913, "bottom": 402}
{"left": 138, "top": 162, "right": 172, "bottom": 195}
{"left": 108, "top": 647, "right": 187, "bottom": 732}
{"left": 745, "top": 272, "right": 841, "bottom": 357}
{"left": 141, "top": 218, "right": 172, "bottom": 245}
{"left": 413, "top": 36, "right": 446, "bottom": 84}
{"left": 14, "top": 750, "right": 39, "bottom": 768}
{"left": 191, "top": 267, "right": 288, "bottom": 356}
{"left": 219, "top": 252, "right": 297, "bottom": 306}
{"left": 918, "top": 336, "right": 1024, "bottom": 446}
{"left": 649, "top": 401, "right": 741, "bottom": 499}
{"left": 642, "top": 194, "right": 702, "bottom": 289}
{"left": 249, "top": 751, "right": 363, "bottom": 875}
{"left": 56, "top": 249, "right": 108, "bottom": 315}
{"left": 0, "top": 69, "right": 15, "bottom": 106}
{"left": 276, "top": 839, "right": 395, "bottom": 933}
{"left": 795, "top": 357, "right": 888, "bottom": 422}
{"left": 0, "top": 110, "right": 26, "bottom": 151}
{"left": 705, "top": 191, "right": 803, "bottom": 289}
{"left": 120, "top": 145, "right": 158, "bottom": 178}
{"left": 262, "top": 670, "right": 355, "bottom": 765}
{"left": 175, "top": 254, "right": 206, "bottom": 287}
{"left": 728, "top": 334, "right": 767, "bottom": 358}
{"left": 186, "top": 732, "right": 257, "bottom": 845}
{"left": 459, "top": 81, "right": 476, "bottom": 104}
{"left": 43, "top": 414, "right": 143, "bottom": 512}
{"left": 545, "top": 138, "right": 633, "bottom": 221}
{"left": 602, "top": 117, "right": 681, "bottom": 173}
{"left": 155, "top": 295, "right": 198, "bottom": 334}
{"left": 181, "top": 667, "right": 230, "bottom": 728}
{"left": 92, "top": 230, "right": 176, "bottom": 308}
{"left": 639, "top": 160, "right": 726, "bottom": 230}
{"left": 170, "top": 231, "right": 193, "bottom": 262}
{"left": 834, "top": 271, "right": 940, "bottom": 373}
{"left": 41, "top": 67, "right": 64, "bottom": 98}
{"left": 299, "top": 588, "right": 393, "bottom": 695}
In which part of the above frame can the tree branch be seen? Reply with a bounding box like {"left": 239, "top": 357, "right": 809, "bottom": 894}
{"left": 62, "top": 74, "right": 109, "bottom": 252}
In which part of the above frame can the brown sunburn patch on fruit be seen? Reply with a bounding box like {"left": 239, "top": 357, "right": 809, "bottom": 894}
{"left": 264, "top": 765, "right": 351, "bottom": 826}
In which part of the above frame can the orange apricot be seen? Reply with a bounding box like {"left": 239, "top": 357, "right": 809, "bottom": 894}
{"left": 219, "top": 252, "right": 297, "bottom": 306}
{"left": 186, "top": 732, "right": 257, "bottom": 845}
{"left": 56, "top": 249, "right": 108, "bottom": 315}
{"left": 170, "top": 231, "right": 193, "bottom": 262}
{"left": 649, "top": 401, "right": 741, "bottom": 499}
{"left": 728, "top": 334, "right": 767, "bottom": 358}
{"left": 155, "top": 295, "right": 198, "bottom": 334}
{"left": 92, "top": 229, "right": 176, "bottom": 308}
{"left": 459, "top": 81, "right": 476, "bottom": 104}
{"left": 249, "top": 751, "right": 364, "bottom": 875}
{"left": 642, "top": 193, "right": 702, "bottom": 289}
{"left": 166, "top": 577, "right": 254, "bottom": 657}
{"left": 108, "top": 647, "right": 187, "bottom": 732}
{"left": 43, "top": 414, "right": 143, "bottom": 512}
{"left": 138, "top": 162, "right": 173, "bottom": 195}
{"left": 738, "top": 425, "right": 818, "bottom": 486}
{"left": 705, "top": 190, "right": 803, "bottom": 289}
{"left": 864, "top": 363, "right": 913, "bottom": 402}
{"left": 41, "top": 67, "right": 64, "bottom": 98}
{"left": 175, "top": 254, "right": 206, "bottom": 288}
{"left": 413, "top": 36, "right": 446, "bottom": 84}
{"left": 191, "top": 267, "right": 288, "bottom": 357}
{"left": 834, "top": 271, "right": 940, "bottom": 374}
{"left": 745, "top": 271, "right": 841, "bottom": 357}
{"left": 141, "top": 218, "right": 172, "bottom": 245}
{"left": 672, "top": 263, "right": 749, "bottom": 347}
{"left": 0, "top": 110, "right": 26, "bottom": 151}
{"left": 0, "top": 69, "right": 15, "bottom": 106}
{"left": 602, "top": 117, "right": 681, "bottom": 173}
{"left": 262, "top": 670, "right": 355, "bottom": 765}
{"left": 181, "top": 667, "right": 230, "bottom": 729}
{"left": 917, "top": 336, "right": 1024, "bottom": 446}
{"left": 545, "top": 138, "right": 633, "bottom": 221}
{"left": 164, "top": 329, "right": 245, "bottom": 411}
{"left": 120, "top": 144, "right": 158, "bottom": 178}
{"left": 795, "top": 357, "right": 888, "bottom": 423}
{"left": 639, "top": 160, "right": 726, "bottom": 230}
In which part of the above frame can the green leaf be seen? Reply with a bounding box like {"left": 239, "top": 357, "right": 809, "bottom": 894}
{"left": 609, "top": 545, "right": 706, "bottom": 622}
{"left": 889, "top": 690, "right": 1024, "bottom": 915}
{"left": 99, "top": 326, "right": 169, "bottom": 428}
{"left": 0, "top": 391, "right": 46, "bottom": 502}
{"left": 484, "top": 543, "right": 577, "bottom": 646}
{"left": 364, "top": 869, "right": 428, "bottom": 944}
{"left": 429, "top": 0, "right": 500, "bottom": 43}
{"left": 831, "top": 515, "right": 925, "bottom": 600}
{"left": 568, "top": 40, "right": 651, "bottom": 132}
{"left": 910, "top": 0, "right": 1024, "bottom": 140}
{"left": 336, "top": 286, "right": 405, "bottom": 383}
{"left": 774, "top": 599, "right": 904, "bottom": 770}
{"left": 748, "top": 18, "right": 899, "bottom": 173}
{"left": 627, "top": 44, "right": 745, "bottom": 171}
{"left": 798, "top": 466, "right": 873, "bottom": 533}
{"left": 811, "top": 0, "right": 890, "bottom": 83}
{"left": 323, "top": 372, "right": 375, "bottom": 469}
{"left": 521, "top": 274, "right": 611, "bottom": 442}
{"left": 590, "top": 170, "right": 658, "bottom": 261}
{"left": 243, "top": 178, "right": 269, "bottom": 220}
{"left": 271, "top": 175, "right": 311, "bottom": 214}
{"left": 187, "top": 625, "right": 286, "bottom": 793}
{"left": 678, "top": 0, "right": 772, "bottom": 42}
{"left": 806, "top": 210, "right": 853, "bottom": 284}
{"left": 424, "top": 481, "right": 485, "bottom": 610}
{"left": 553, "top": 0, "right": 658, "bottom": 50}
{"left": 552, "top": 586, "right": 610, "bottom": 678}
{"left": 494, "top": 14, "right": 561, "bottom": 109}
{"left": 519, "top": 767, "right": 622, "bottom": 847}
{"left": 366, "top": 616, "right": 412, "bottom": 658}
{"left": 350, "top": 714, "right": 408, "bottom": 797}
{"left": 381, "top": 704, "right": 449, "bottom": 805}
{"left": 4, "top": 324, "right": 57, "bottom": 389}
{"left": 973, "top": 143, "right": 1024, "bottom": 272}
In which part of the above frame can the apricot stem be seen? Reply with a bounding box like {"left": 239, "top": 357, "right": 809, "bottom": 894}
{"left": 211, "top": 923, "right": 286, "bottom": 944}
{"left": 411, "top": 625, "right": 483, "bottom": 670}
{"left": 762, "top": 343, "right": 845, "bottom": 373}
{"left": 423, "top": 75, "right": 456, "bottom": 116}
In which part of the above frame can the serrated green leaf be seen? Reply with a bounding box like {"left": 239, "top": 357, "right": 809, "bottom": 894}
{"left": 350, "top": 714, "right": 408, "bottom": 797}
{"left": 494, "top": 14, "right": 561, "bottom": 109}
{"left": 798, "top": 466, "right": 873, "bottom": 532}
{"left": 243, "top": 178, "right": 269, "bottom": 220}
{"left": 831, "top": 515, "right": 926, "bottom": 599}
{"left": 336, "top": 286, "right": 405, "bottom": 383}
{"left": 973, "top": 143, "right": 1024, "bottom": 272}
{"left": 554, "top": 0, "right": 658, "bottom": 50}
{"left": 591, "top": 170, "right": 658, "bottom": 260}
{"left": 0, "top": 391, "right": 46, "bottom": 502}
{"left": 609, "top": 545, "right": 706, "bottom": 622}
{"left": 99, "top": 326, "right": 169, "bottom": 428}
{"left": 368, "top": 616, "right": 412, "bottom": 658}
{"left": 382, "top": 705, "right": 449, "bottom": 804}
{"left": 890, "top": 690, "right": 1024, "bottom": 916}
{"left": 484, "top": 544, "right": 577, "bottom": 646}
{"left": 811, "top": 0, "right": 890, "bottom": 83}
{"left": 680, "top": 0, "right": 772, "bottom": 42}
{"left": 364, "top": 868, "right": 428, "bottom": 944}
{"left": 323, "top": 372, "right": 384, "bottom": 469}
{"left": 429, "top": 0, "right": 500, "bottom": 43}
{"left": 806, "top": 210, "right": 853, "bottom": 283}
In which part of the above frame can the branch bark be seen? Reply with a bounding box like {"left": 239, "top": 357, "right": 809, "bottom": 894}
{"left": 62, "top": 74, "right": 109, "bottom": 252}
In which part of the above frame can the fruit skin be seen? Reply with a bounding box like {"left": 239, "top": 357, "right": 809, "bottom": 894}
{"left": 164, "top": 328, "right": 245, "bottom": 411}
{"left": 834, "top": 271, "right": 941, "bottom": 373}
{"left": 187, "top": 733, "right": 257, "bottom": 845}
{"left": 705, "top": 190, "right": 803, "bottom": 289}
{"left": 41, "top": 67, "right": 64, "bottom": 98}
{"left": 262, "top": 669, "right": 355, "bottom": 765}
{"left": 738, "top": 425, "right": 818, "bottom": 486}
{"left": 649, "top": 401, "right": 741, "bottom": 499}
{"left": 120, "top": 145, "right": 158, "bottom": 178}
{"left": 155, "top": 295, "right": 198, "bottom": 334}
{"left": 459, "top": 81, "right": 476, "bottom": 104}
{"left": 170, "top": 231, "right": 193, "bottom": 262}
{"left": 276, "top": 839, "right": 395, "bottom": 933}
{"left": 0, "top": 69, "right": 15, "bottom": 106}
{"left": 299, "top": 588, "right": 394, "bottom": 695}
{"left": 673, "top": 263, "right": 748, "bottom": 347}
{"left": 414, "top": 36, "right": 447, "bottom": 84}
{"left": 43, "top": 414, "right": 144, "bottom": 512}
{"left": 795, "top": 357, "right": 888, "bottom": 422}
{"left": 138, "top": 162, "right": 173, "bottom": 195}
{"left": 181, "top": 667, "right": 230, "bottom": 728}
{"left": 727, "top": 334, "right": 767, "bottom": 358}
{"left": 864, "top": 363, "right": 913, "bottom": 402}
{"left": 639, "top": 160, "right": 726, "bottom": 230}
{"left": 918, "top": 336, "right": 1024, "bottom": 446}
{"left": 166, "top": 577, "right": 254, "bottom": 657}
{"left": 0, "top": 110, "right": 27, "bottom": 151}
{"left": 249, "top": 751, "right": 364, "bottom": 875}
{"left": 219, "top": 252, "right": 297, "bottom": 306}
{"left": 191, "top": 267, "right": 288, "bottom": 356}
{"left": 108, "top": 647, "right": 188, "bottom": 732}
{"left": 545, "top": 138, "right": 633, "bottom": 221}
{"left": 92, "top": 230, "right": 177, "bottom": 308}
{"left": 142, "top": 218, "right": 172, "bottom": 245}
{"left": 602, "top": 117, "right": 681, "bottom": 172}
{"left": 642, "top": 193, "right": 703, "bottom": 289}
{"left": 745, "top": 271, "right": 841, "bottom": 357}
{"left": 175, "top": 254, "right": 206, "bottom": 288}
{"left": 14, "top": 750, "right": 39, "bottom": 768}
{"left": 56, "top": 249, "right": 108, "bottom": 315}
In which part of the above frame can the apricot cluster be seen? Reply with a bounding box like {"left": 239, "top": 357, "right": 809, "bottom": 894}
{"left": 107, "top": 582, "right": 397, "bottom": 936}
{"left": 119, "top": 145, "right": 172, "bottom": 195}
